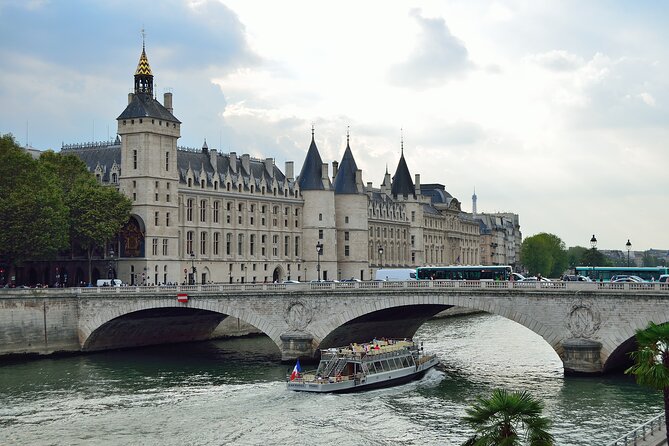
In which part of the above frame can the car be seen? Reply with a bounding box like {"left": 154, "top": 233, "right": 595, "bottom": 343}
{"left": 612, "top": 275, "right": 644, "bottom": 283}
{"left": 340, "top": 278, "right": 362, "bottom": 282}
{"left": 519, "top": 276, "right": 552, "bottom": 282}
{"left": 282, "top": 280, "right": 301, "bottom": 284}
{"left": 658, "top": 274, "right": 669, "bottom": 283}
{"left": 562, "top": 274, "right": 592, "bottom": 282}
{"left": 510, "top": 273, "right": 525, "bottom": 281}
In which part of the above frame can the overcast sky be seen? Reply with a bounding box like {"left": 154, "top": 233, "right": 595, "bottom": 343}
{"left": 1, "top": 0, "right": 667, "bottom": 252}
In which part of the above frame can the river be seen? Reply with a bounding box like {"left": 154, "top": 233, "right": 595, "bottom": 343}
{"left": 0, "top": 313, "right": 662, "bottom": 445}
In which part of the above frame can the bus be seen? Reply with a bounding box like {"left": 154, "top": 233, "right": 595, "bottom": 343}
{"left": 416, "top": 265, "right": 512, "bottom": 281}
{"left": 574, "top": 266, "right": 669, "bottom": 282}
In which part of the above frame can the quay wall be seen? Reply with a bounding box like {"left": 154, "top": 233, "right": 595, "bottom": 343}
{"left": 0, "top": 296, "right": 80, "bottom": 356}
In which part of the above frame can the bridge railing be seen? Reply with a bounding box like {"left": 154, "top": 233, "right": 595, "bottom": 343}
{"left": 606, "top": 412, "right": 665, "bottom": 446}
{"left": 2, "top": 280, "right": 669, "bottom": 296}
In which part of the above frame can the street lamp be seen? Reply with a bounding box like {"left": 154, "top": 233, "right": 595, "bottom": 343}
{"left": 108, "top": 248, "right": 115, "bottom": 281}
{"left": 190, "top": 252, "right": 196, "bottom": 285}
{"left": 590, "top": 234, "right": 597, "bottom": 280}
{"left": 378, "top": 244, "right": 384, "bottom": 267}
{"left": 316, "top": 241, "right": 323, "bottom": 281}
{"left": 626, "top": 239, "right": 632, "bottom": 267}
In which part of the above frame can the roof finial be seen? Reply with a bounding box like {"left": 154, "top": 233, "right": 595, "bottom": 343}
{"left": 311, "top": 122, "right": 315, "bottom": 139}
{"left": 141, "top": 27, "right": 146, "bottom": 50}
{"left": 400, "top": 128, "right": 404, "bottom": 155}
{"left": 346, "top": 125, "right": 350, "bottom": 145}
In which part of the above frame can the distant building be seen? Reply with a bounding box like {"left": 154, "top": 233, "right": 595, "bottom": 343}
{"left": 16, "top": 42, "right": 524, "bottom": 286}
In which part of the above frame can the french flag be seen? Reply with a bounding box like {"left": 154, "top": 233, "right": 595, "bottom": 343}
{"left": 290, "top": 359, "right": 302, "bottom": 381}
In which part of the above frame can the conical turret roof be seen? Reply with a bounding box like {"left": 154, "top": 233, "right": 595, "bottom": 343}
{"left": 135, "top": 46, "right": 153, "bottom": 76}
{"left": 391, "top": 148, "right": 415, "bottom": 198}
{"left": 333, "top": 138, "right": 360, "bottom": 194}
{"left": 297, "top": 133, "right": 326, "bottom": 190}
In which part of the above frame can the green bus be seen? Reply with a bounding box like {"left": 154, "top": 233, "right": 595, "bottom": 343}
{"left": 416, "top": 265, "right": 512, "bottom": 281}
{"left": 574, "top": 266, "right": 668, "bottom": 282}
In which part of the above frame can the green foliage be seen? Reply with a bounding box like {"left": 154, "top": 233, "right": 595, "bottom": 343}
{"left": 520, "top": 233, "right": 567, "bottom": 278}
{"left": 0, "top": 134, "right": 69, "bottom": 267}
{"left": 566, "top": 246, "right": 587, "bottom": 269}
{"left": 625, "top": 322, "right": 669, "bottom": 444}
{"left": 580, "top": 248, "right": 608, "bottom": 267}
{"left": 462, "top": 389, "right": 554, "bottom": 446}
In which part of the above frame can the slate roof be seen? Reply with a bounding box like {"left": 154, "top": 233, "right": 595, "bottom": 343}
{"left": 117, "top": 93, "right": 181, "bottom": 123}
{"left": 390, "top": 150, "right": 415, "bottom": 198}
{"left": 333, "top": 141, "right": 360, "bottom": 194}
{"left": 61, "top": 138, "right": 121, "bottom": 182}
{"left": 297, "top": 135, "right": 326, "bottom": 190}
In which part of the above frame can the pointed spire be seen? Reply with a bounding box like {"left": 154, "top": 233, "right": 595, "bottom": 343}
{"left": 202, "top": 138, "right": 209, "bottom": 153}
{"left": 390, "top": 138, "right": 415, "bottom": 199}
{"left": 134, "top": 30, "right": 153, "bottom": 95}
{"left": 297, "top": 128, "right": 326, "bottom": 190}
{"left": 334, "top": 129, "right": 360, "bottom": 194}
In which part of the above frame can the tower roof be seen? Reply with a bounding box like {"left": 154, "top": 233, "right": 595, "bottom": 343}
{"left": 333, "top": 137, "right": 360, "bottom": 194}
{"left": 390, "top": 148, "right": 415, "bottom": 198}
{"left": 135, "top": 46, "right": 153, "bottom": 76}
{"left": 297, "top": 132, "right": 326, "bottom": 190}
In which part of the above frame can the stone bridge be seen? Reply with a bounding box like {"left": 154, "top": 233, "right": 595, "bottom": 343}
{"left": 1, "top": 280, "right": 668, "bottom": 375}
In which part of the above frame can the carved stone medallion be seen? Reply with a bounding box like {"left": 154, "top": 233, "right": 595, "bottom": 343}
{"left": 284, "top": 300, "right": 313, "bottom": 331}
{"left": 566, "top": 300, "right": 601, "bottom": 338}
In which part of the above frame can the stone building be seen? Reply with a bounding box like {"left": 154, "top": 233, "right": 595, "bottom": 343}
{"left": 44, "top": 43, "right": 500, "bottom": 286}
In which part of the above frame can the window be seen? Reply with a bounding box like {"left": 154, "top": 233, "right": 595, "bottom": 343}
{"left": 154, "top": 212, "right": 159, "bottom": 226}
{"left": 155, "top": 193, "right": 159, "bottom": 201}
{"left": 411, "top": 235, "right": 415, "bottom": 247}
{"left": 201, "top": 232, "right": 207, "bottom": 255}
{"left": 166, "top": 194, "right": 170, "bottom": 203}
{"left": 214, "top": 232, "right": 220, "bottom": 255}
{"left": 133, "top": 150, "right": 137, "bottom": 169}
{"left": 411, "top": 211, "right": 415, "bottom": 222}
{"left": 186, "top": 199, "right": 193, "bottom": 222}
{"left": 345, "top": 216, "right": 349, "bottom": 224}
{"left": 295, "top": 236, "right": 300, "bottom": 257}
{"left": 165, "top": 152, "right": 169, "bottom": 171}
{"left": 238, "top": 234, "right": 244, "bottom": 255}
{"left": 162, "top": 239, "right": 168, "bottom": 255}
{"left": 133, "top": 193, "right": 136, "bottom": 201}
{"left": 250, "top": 234, "right": 255, "bottom": 255}
{"left": 319, "top": 229, "right": 323, "bottom": 239}
{"left": 152, "top": 238, "right": 158, "bottom": 255}
{"left": 166, "top": 212, "right": 170, "bottom": 226}
{"left": 226, "top": 233, "right": 231, "bottom": 255}
{"left": 284, "top": 236, "right": 289, "bottom": 257}
{"left": 345, "top": 245, "right": 349, "bottom": 256}
{"left": 200, "top": 200, "right": 206, "bottom": 222}
{"left": 319, "top": 213, "right": 322, "bottom": 221}
{"left": 345, "top": 231, "right": 349, "bottom": 241}
{"left": 213, "top": 201, "right": 220, "bottom": 223}
{"left": 186, "top": 231, "right": 193, "bottom": 254}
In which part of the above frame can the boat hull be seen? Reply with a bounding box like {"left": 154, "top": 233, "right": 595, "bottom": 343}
{"left": 287, "top": 356, "right": 438, "bottom": 393}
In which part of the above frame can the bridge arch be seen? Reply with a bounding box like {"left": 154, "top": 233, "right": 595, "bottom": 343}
{"left": 79, "top": 299, "right": 285, "bottom": 353}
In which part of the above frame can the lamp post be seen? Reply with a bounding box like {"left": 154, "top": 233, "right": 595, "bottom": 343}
{"left": 108, "top": 248, "right": 115, "bottom": 281}
{"left": 590, "top": 234, "right": 597, "bottom": 280}
{"left": 378, "top": 244, "right": 384, "bottom": 267}
{"left": 626, "top": 239, "right": 632, "bottom": 267}
{"left": 316, "top": 241, "right": 323, "bottom": 281}
{"left": 190, "top": 252, "right": 196, "bottom": 285}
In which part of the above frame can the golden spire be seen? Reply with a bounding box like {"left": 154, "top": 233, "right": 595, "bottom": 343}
{"left": 135, "top": 28, "right": 152, "bottom": 76}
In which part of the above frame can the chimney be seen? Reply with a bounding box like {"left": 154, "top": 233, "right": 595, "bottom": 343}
{"left": 264, "top": 158, "right": 274, "bottom": 178}
{"left": 128, "top": 93, "right": 134, "bottom": 105}
{"left": 285, "top": 161, "right": 294, "bottom": 180}
{"left": 241, "top": 154, "right": 251, "bottom": 174}
{"left": 367, "top": 182, "right": 373, "bottom": 197}
{"left": 321, "top": 162, "right": 329, "bottom": 180}
{"left": 355, "top": 169, "right": 363, "bottom": 192}
{"left": 415, "top": 174, "right": 421, "bottom": 196}
{"left": 210, "top": 149, "right": 217, "bottom": 172}
{"left": 332, "top": 161, "right": 339, "bottom": 179}
{"left": 164, "top": 92, "right": 173, "bottom": 113}
{"left": 229, "top": 152, "right": 237, "bottom": 174}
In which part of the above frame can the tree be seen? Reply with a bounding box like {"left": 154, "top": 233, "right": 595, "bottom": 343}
{"left": 67, "top": 180, "right": 132, "bottom": 282}
{"left": 0, "top": 134, "right": 69, "bottom": 282}
{"left": 580, "top": 247, "right": 607, "bottom": 268}
{"left": 625, "top": 322, "right": 669, "bottom": 444}
{"left": 566, "top": 246, "right": 588, "bottom": 271}
{"left": 37, "top": 150, "right": 132, "bottom": 282}
{"left": 462, "top": 388, "right": 554, "bottom": 446}
{"left": 520, "top": 233, "right": 567, "bottom": 278}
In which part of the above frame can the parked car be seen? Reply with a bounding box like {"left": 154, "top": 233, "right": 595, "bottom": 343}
{"left": 562, "top": 274, "right": 592, "bottom": 282}
{"left": 510, "top": 273, "right": 525, "bottom": 281}
{"left": 519, "top": 276, "right": 552, "bottom": 282}
{"left": 612, "top": 275, "right": 644, "bottom": 283}
{"left": 658, "top": 274, "right": 669, "bottom": 283}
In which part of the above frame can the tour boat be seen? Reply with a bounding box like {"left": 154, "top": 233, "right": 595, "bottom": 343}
{"left": 286, "top": 338, "right": 439, "bottom": 393}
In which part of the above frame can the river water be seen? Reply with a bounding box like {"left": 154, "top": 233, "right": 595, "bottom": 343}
{"left": 0, "top": 313, "right": 662, "bottom": 445}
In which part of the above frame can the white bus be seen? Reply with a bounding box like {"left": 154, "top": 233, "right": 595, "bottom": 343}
{"left": 375, "top": 268, "right": 417, "bottom": 281}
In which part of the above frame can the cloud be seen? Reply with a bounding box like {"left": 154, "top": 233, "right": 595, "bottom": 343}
{"left": 529, "top": 50, "right": 585, "bottom": 72}
{"left": 388, "top": 9, "right": 472, "bottom": 89}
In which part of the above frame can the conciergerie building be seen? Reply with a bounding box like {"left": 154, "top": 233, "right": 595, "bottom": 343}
{"left": 54, "top": 43, "right": 520, "bottom": 286}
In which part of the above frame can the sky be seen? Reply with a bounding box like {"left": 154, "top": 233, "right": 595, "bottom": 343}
{"left": 1, "top": 0, "right": 668, "bottom": 251}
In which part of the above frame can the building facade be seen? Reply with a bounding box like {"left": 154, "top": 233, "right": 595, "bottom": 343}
{"left": 46, "top": 44, "right": 520, "bottom": 286}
